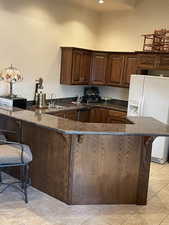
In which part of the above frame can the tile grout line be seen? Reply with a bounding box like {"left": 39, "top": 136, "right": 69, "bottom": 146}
{"left": 150, "top": 162, "right": 168, "bottom": 173}
{"left": 148, "top": 185, "right": 167, "bottom": 200}
{"left": 159, "top": 212, "right": 169, "bottom": 225}
{"left": 148, "top": 178, "right": 169, "bottom": 225}
{"left": 147, "top": 182, "right": 169, "bottom": 203}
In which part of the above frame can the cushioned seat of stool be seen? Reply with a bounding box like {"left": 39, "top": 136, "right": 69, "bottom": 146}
{"left": 0, "top": 133, "right": 7, "bottom": 142}
{"left": 0, "top": 144, "right": 32, "bottom": 164}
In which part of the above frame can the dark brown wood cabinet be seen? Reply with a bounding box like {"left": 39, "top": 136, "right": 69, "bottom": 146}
{"left": 65, "top": 110, "right": 77, "bottom": 120}
{"left": 71, "top": 49, "right": 82, "bottom": 84}
{"left": 137, "top": 53, "right": 169, "bottom": 70}
{"left": 48, "top": 108, "right": 127, "bottom": 124}
{"left": 78, "top": 109, "right": 89, "bottom": 122}
{"left": 89, "top": 107, "right": 127, "bottom": 124}
{"left": 60, "top": 47, "right": 91, "bottom": 85}
{"left": 122, "top": 55, "right": 137, "bottom": 87}
{"left": 61, "top": 47, "right": 169, "bottom": 87}
{"left": 72, "top": 50, "right": 91, "bottom": 84}
{"left": 107, "top": 109, "right": 127, "bottom": 123}
{"left": 81, "top": 51, "right": 91, "bottom": 83}
{"left": 21, "top": 121, "right": 71, "bottom": 203}
{"left": 106, "top": 54, "right": 137, "bottom": 87}
{"left": 106, "top": 54, "right": 124, "bottom": 86}
{"left": 0, "top": 112, "right": 158, "bottom": 205}
{"left": 90, "top": 52, "right": 108, "bottom": 85}
{"left": 89, "top": 108, "right": 108, "bottom": 123}
{"left": 0, "top": 115, "right": 21, "bottom": 142}
{"left": 60, "top": 47, "right": 137, "bottom": 87}
{"left": 137, "top": 53, "right": 158, "bottom": 69}
{"left": 48, "top": 110, "right": 78, "bottom": 121}
{"left": 158, "top": 54, "right": 169, "bottom": 70}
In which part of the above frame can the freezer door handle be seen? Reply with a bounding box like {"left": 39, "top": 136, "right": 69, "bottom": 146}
{"left": 140, "top": 96, "right": 144, "bottom": 116}
{"left": 128, "top": 100, "right": 141, "bottom": 116}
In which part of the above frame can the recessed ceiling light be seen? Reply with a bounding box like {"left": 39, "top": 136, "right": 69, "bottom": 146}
{"left": 97, "top": 0, "right": 104, "bottom": 4}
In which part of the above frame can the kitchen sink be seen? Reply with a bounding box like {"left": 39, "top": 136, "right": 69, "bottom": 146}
{"left": 54, "top": 105, "right": 66, "bottom": 110}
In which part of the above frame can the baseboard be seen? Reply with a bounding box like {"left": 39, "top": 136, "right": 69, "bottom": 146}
{"left": 151, "top": 156, "right": 166, "bottom": 164}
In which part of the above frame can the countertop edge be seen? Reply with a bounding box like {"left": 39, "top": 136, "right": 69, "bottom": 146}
{"left": 0, "top": 108, "right": 169, "bottom": 136}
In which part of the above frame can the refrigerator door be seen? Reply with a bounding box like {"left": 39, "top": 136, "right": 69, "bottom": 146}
{"left": 127, "top": 75, "right": 145, "bottom": 116}
{"left": 142, "top": 76, "right": 169, "bottom": 163}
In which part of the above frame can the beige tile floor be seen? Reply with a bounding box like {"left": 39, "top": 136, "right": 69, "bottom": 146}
{"left": 0, "top": 162, "right": 169, "bottom": 225}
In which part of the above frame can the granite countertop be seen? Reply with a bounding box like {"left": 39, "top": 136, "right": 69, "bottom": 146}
{"left": 29, "top": 102, "right": 127, "bottom": 114}
{"left": 0, "top": 107, "right": 169, "bottom": 137}
{"left": 85, "top": 102, "right": 127, "bottom": 112}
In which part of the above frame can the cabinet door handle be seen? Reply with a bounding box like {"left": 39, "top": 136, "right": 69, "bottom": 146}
{"left": 16, "top": 120, "right": 22, "bottom": 128}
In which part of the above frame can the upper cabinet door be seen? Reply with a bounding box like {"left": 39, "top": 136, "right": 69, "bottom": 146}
{"left": 80, "top": 51, "right": 91, "bottom": 84}
{"left": 137, "top": 54, "right": 158, "bottom": 69}
{"left": 158, "top": 54, "right": 169, "bottom": 70}
{"left": 122, "top": 55, "right": 137, "bottom": 87}
{"left": 60, "top": 47, "right": 74, "bottom": 85}
{"left": 106, "top": 54, "right": 124, "bottom": 86}
{"left": 72, "top": 50, "right": 91, "bottom": 84}
{"left": 90, "top": 52, "right": 108, "bottom": 85}
{"left": 71, "top": 50, "right": 83, "bottom": 84}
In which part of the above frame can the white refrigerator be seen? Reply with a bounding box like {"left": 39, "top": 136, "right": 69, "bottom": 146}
{"left": 128, "top": 75, "right": 169, "bottom": 164}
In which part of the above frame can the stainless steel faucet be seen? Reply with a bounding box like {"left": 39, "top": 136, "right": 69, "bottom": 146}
{"left": 34, "top": 78, "right": 43, "bottom": 101}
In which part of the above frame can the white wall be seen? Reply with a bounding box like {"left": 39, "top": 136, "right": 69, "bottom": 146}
{"left": 99, "top": 86, "right": 129, "bottom": 101}
{"left": 0, "top": 0, "right": 99, "bottom": 100}
{"left": 97, "top": 0, "right": 169, "bottom": 51}
{"left": 95, "top": 0, "right": 169, "bottom": 100}
{"left": 2, "top": 0, "right": 168, "bottom": 102}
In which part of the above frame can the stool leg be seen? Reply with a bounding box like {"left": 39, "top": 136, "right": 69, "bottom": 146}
{"left": 0, "top": 168, "right": 2, "bottom": 183}
{"left": 20, "top": 166, "right": 24, "bottom": 189}
{"left": 24, "top": 164, "right": 29, "bottom": 203}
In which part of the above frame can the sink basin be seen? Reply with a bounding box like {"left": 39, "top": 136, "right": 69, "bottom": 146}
{"left": 54, "top": 105, "right": 66, "bottom": 110}
{"left": 45, "top": 105, "right": 66, "bottom": 114}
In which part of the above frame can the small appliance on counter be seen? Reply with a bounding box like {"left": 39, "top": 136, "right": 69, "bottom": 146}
{"left": 35, "top": 92, "right": 47, "bottom": 109}
{"left": 34, "top": 78, "right": 47, "bottom": 109}
{"left": 81, "top": 87, "right": 101, "bottom": 103}
{"left": 0, "top": 97, "right": 27, "bottom": 109}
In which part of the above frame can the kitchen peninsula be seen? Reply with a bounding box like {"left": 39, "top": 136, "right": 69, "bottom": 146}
{"left": 0, "top": 106, "right": 169, "bottom": 205}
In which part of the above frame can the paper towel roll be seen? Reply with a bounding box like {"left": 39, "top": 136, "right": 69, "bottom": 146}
{"left": 0, "top": 81, "right": 9, "bottom": 96}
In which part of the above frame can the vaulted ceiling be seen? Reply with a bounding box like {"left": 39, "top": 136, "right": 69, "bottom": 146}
{"left": 68, "top": 0, "right": 138, "bottom": 12}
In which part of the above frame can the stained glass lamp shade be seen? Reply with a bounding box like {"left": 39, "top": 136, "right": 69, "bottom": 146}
{"left": 0, "top": 64, "right": 23, "bottom": 98}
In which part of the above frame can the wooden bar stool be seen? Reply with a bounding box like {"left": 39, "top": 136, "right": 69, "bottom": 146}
{"left": 0, "top": 129, "right": 32, "bottom": 203}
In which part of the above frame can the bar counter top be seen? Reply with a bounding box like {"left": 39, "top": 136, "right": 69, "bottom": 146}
{"left": 0, "top": 107, "right": 169, "bottom": 137}
{"left": 29, "top": 101, "right": 127, "bottom": 113}
{"left": 1, "top": 105, "right": 169, "bottom": 205}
